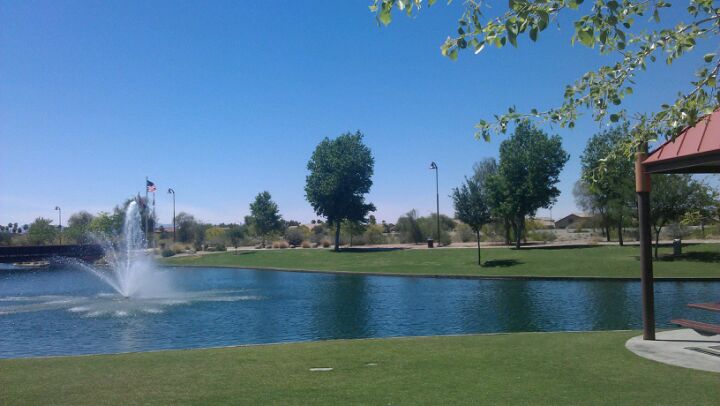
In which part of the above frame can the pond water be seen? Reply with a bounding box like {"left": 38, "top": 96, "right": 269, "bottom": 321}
{"left": 1, "top": 265, "right": 718, "bottom": 358}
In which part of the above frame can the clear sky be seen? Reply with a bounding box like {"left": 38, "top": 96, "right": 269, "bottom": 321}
{"left": 0, "top": 1, "right": 715, "bottom": 226}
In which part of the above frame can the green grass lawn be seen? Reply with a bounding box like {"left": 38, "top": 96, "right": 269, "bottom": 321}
{"left": 163, "top": 243, "right": 720, "bottom": 279}
{"left": 1, "top": 331, "right": 718, "bottom": 405}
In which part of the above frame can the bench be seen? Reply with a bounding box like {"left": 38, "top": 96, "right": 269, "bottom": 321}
{"left": 687, "top": 302, "right": 720, "bottom": 312}
{"left": 671, "top": 319, "right": 720, "bottom": 336}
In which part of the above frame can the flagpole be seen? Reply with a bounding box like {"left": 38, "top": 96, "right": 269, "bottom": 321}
{"left": 145, "top": 176, "right": 149, "bottom": 246}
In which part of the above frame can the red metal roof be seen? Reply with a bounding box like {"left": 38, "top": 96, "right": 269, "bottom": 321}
{"left": 643, "top": 110, "right": 720, "bottom": 173}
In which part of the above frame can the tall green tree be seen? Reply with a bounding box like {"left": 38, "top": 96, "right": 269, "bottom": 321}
{"left": 372, "top": 1, "right": 720, "bottom": 148}
{"left": 650, "top": 174, "right": 701, "bottom": 259}
{"left": 247, "top": 191, "right": 283, "bottom": 248}
{"left": 681, "top": 181, "right": 719, "bottom": 238}
{"left": 579, "top": 125, "right": 635, "bottom": 245}
{"left": 27, "top": 217, "right": 58, "bottom": 245}
{"left": 452, "top": 166, "right": 493, "bottom": 265}
{"left": 396, "top": 209, "right": 424, "bottom": 244}
{"left": 486, "top": 121, "right": 569, "bottom": 249}
{"left": 65, "top": 211, "right": 95, "bottom": 244}
{"left": 305, "top": 131, "right": 376, "bottom": 251}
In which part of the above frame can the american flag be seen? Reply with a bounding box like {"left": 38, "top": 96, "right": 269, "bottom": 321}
{"left": 146, "top": 180, "right": 157, "bottom": 193}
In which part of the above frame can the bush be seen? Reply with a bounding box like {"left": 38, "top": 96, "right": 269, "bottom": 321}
{"left": 321, "top": 239, "right": 331, "bottom": 248}
{"left": 285, "top": 227, "right": 306, "bottom": 247}
{"left": 364, "top": 224, "right": 386, "bottom": 245}
{"left": 453, "top": 223, "right": 475, "bottom": 243}
{"left": 301, "top": 240, "right": 311, "bottom": 248}
{"left": 161, "top": 249, "right": 175, "bottom": 257}
{"left": 272, "top": 240, "right": 289, "bottom": 249}
{"left": 438, "top": 231, "right": 452, "bottom": 246}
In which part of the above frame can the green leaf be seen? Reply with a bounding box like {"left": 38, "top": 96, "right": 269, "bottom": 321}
{"left": 610, "top": 114, "right": 619, "bottom": 122}
{"left": 529, "top": 27, "right": 538, "bottom": 42}
{"left": 577, "top": 29, "right": 594, "bottom": 47}
{"left": 704, "top": 53, "right": 715, "bottom": 63}
{"left": 378, "top": 9, "right": 392, "bottom": 26}
{"left": 449, "top": 48, "right": 458, "bottom": 61}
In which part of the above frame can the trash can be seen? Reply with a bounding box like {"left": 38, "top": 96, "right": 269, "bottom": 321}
{"left": 673, "top": 239, "right": 682, "bottom": 256}
{"left": 427, "top": 238, "right": 434, "bottom": 248}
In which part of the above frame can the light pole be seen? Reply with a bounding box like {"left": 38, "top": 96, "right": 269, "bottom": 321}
{"left": 54, "top": 206, "right": 62, "bottom": 245}
{"left": 167, "top": 188, "right": 176, "bottom": 242}
{"left": 429, "top": 161, "right": 440, "bottom": 245}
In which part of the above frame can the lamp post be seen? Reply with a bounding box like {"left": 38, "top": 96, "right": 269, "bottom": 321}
{"left": 429, "top": 161, "right": 440, "bottom": 245}
{"left": 54, "top": 206, "right": 62, "bottom": 245}
{"left": 167, "top": 188, "right": 176, "bottom": 242}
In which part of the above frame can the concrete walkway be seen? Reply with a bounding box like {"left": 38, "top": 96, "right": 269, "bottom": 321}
{"left": 626, "top": 329, "right": 720, "bottom": 373}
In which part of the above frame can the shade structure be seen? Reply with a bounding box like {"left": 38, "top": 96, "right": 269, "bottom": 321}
{"left": 643, "top": 110, "right": 720, "bottom": 174}
{"left": 635, "top": 109, "right": 720, "bottom": 341}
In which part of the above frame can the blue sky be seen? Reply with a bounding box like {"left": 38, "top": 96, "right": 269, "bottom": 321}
{"left": 0, "top": 1, "right": 715, "bottom": 225}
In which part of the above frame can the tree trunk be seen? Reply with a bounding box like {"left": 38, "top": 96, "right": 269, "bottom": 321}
{"left": 654, "top": 228, "right": 661, "bottom": 260}
{"left": 701, "top": 223, "right": 706, "bottom": 239}
{"left": 334, "top": 223, "right": 341, "bottom": 252}
{"left": 617, "top": 217, "right": 624, "bottom": 246}
{"left": 605, "top": 224, "right": 611, "bottom": 242}
{"left": 504, "top": 218, "right": 511, "bottom": 245}
{"left": 476, "top": 230, "right": 482, "bottom": 266}
{"left": 515, "top": 217, "right": 523, "bottom": 249}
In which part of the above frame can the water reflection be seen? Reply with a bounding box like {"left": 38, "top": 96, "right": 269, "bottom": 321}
{"left": 0, "top": 265, "right": 718, "bottom": 358}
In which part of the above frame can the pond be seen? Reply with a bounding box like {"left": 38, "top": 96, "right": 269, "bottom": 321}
{"left": 1, "top": 265, "right": 718, "bottom": 358}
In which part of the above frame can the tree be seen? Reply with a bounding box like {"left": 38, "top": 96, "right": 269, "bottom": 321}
{"left": 65, "top": 211, "right": 95, "bottom": 244}
{"left": 650, "top": 174, "right": 699, "bottom": 259}
{"left": 579, "top": 125, "right": 635, "bottom": 245}
{"left": 396, "top": 210, "right": 424, "bottom": 244}
{"left": 681, "top": 181, "right": 719, "bottom": 238}
{"left": 227, "top": 224, "right": 245, "bottom": 250}
{"left": 175, "top": 212, "right": 200, "bottom": 244}
{"left": 452, "top": 172, "right": 492, "bottom": 266}
{"left": 27, "top": 217, "right": 58, "bottom": 245}
{"left": 247, "top": 191, "right": 283, "bottom": 247}
{"left": 305, "top": 131, "right": 376, "bottom": 251}
{"left": 486, "top": 121, "right": 569, "bottom": 249}
{"left": 285, "top": 226, "right": 308, "bottom": 247}
{"left": 204, "top": 227, "right": 228, "bottom": 248}
{"left": 372, "top": 1, "right": 720, "bottom": 149}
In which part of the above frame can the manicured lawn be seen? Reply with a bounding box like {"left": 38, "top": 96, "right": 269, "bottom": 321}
{"left": 163, "top": 243, "right": 720, "bottom": 278}
{"left": 1, "top": 331, "right": 718, "bottom": 405}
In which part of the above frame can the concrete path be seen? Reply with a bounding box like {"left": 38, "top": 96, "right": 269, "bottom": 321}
{"left": 626, "top": 329, "right": 720, "bottom": 373}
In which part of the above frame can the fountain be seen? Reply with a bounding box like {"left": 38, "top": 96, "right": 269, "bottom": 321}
{"left": 78, "top": 201, "right": 172, "bottom": 298}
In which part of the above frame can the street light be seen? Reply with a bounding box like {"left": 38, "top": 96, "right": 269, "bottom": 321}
{"left": 167, "top": 188, "right": 176, "bottom": 242}
{"left": 429, "top": 161, "right": 440, "bottom": 246}
{"left": 54, "top": 206, "right": 62, "bottom": 245}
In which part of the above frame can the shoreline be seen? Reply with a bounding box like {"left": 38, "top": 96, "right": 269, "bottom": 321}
{"left": 163, "top": 263, "right": 720, "bottom": 282}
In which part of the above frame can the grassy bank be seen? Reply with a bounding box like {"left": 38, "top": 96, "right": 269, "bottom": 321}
{"left": 1, "top": 331, "right": 718, "bottom": 404}
{"left": 163, "top": 244, "right": 720, "bottom": 278}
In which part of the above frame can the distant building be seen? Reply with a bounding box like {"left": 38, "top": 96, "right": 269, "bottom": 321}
{"left": 554, "top": 213, "right": 592, "bottom": 229}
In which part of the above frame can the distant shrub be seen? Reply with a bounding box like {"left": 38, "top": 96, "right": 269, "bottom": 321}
{"left": 285, "top": 227, "right": 306, "bottom": 247}
{"left": 301, "top": 240, "right": 311, "bottom": 248}
{"left": 438, "top": 231, "right": 452, "bottom": 246}
{"left": 321, "top": 239, "right": 331, "bottom": 248}
{"left": 171, "top": 243, "right": 186, "bottom": 254}
{"left": 364, "top": 224, "right": 386, "bottom": 245}
{"left": 453, "top": 223, "right": 475, "bottom": 243}
{"left": 161, "top": 249, "right": 175, "bottom": 257}
{"left": 272, "top": 240, "right": 289, "bottom": 249}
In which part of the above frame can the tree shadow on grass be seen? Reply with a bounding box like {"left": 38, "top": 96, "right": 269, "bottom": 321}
{"left": 336, "top": 247, "right": 406, "bottom": 253}
{"left": 232, "top": 251, "right": 257, "bottom": 256}
{"left": 482, "top": 259, "right": 523, "bottom": 268}
{"left": 656, "top": 252, "right": 720, "bottom": 263}
{"left": 515, "top": 244, "right": 602, "bottom": 251}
